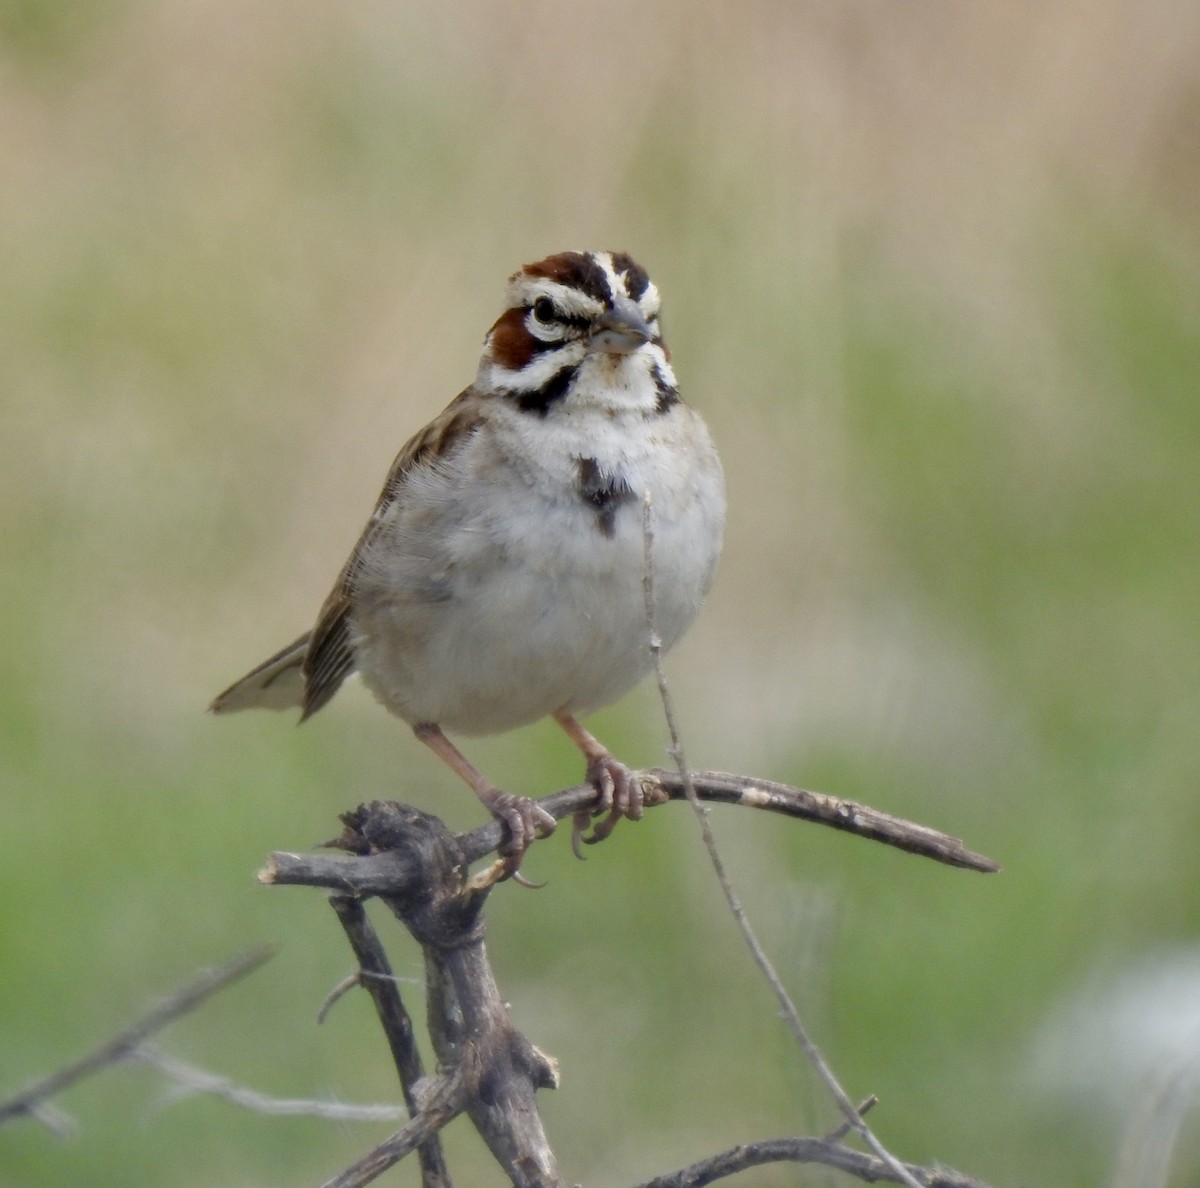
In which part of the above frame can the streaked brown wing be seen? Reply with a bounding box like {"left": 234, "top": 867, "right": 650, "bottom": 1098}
{"left": 300, "top": 388, "right": 481, "bottom": 720}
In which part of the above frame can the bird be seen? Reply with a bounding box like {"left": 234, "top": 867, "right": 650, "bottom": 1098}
{"left": 211, "top": 250, "right": 725, "bottom": 870}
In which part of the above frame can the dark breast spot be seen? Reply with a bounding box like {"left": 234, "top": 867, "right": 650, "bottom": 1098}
{"left": 576, "top": 457, "right": 637, "bottom": 538}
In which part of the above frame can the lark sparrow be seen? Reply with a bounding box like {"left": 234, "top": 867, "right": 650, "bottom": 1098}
{"left": 211, "top": 251, "right": 725, "bottom": 868}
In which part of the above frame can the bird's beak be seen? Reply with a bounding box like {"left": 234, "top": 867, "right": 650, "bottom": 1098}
{"left": 589, "top": 298, "right": 652, "bottom": 355}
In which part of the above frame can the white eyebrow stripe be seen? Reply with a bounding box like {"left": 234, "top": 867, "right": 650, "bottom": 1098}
{"left": 598, "top": 252, "right": 661, "bottom": 318}
{"left": 508, "top": 276, "right": 606, "bottom": 321}
{"left": 593, "top": 252, "right": 624, "bottom": 304}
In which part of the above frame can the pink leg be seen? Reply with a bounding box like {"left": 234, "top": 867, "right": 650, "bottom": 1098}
{"left": 552, "top": 711, "right": 644, "bottom": 855}
{"left": 413, "top": 722, "right": 555, "bottom": 869}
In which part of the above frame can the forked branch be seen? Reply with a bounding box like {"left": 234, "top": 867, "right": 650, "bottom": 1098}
{"left": 270, "top": 794, "right": 996, "bottom": 1188}
{"left": 0, "top": 946, "right": 275, "bottom": 1135}
{"left": 310, "top": 802, "right": 561, "bottom": 1188}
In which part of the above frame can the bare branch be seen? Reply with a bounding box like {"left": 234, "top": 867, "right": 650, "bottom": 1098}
{"left": 320, "top": 1069, "right": 467, "bottom": 1188}
{"left": 133, "top": 1045, "right": 405, "bottom": 1122}
{"left": 640, "top": 493, "right": 923, "bottom": 1188}
{"left": 327, "top": 893, "right": 452, "bottom": 1187}
{"left": 303, "top": 802, "right": 562, "bottom": 1188}
{"left": 22, "top": 1101, "right": 75, "bottom": 1140}
{"left": 640, "top": 770, "right": 999, "bottom": 872}
{"left": 263, "top": 773, "right": 996, "bottom": 896}
{"left": 458, "top": 771, "right": 996, "bottom": 873}
{"left": 0, "top": 945, "right": 275, "bottom": 1132}
{"left": 632, "top": 1135, "right": 993, "bottom": 1188}
{"left": 823, "top": 1095, "right": 879, "bottom": 1142}
{"left": 271, "top": 796, "right": 999, "bottom": 1188}
{"left": 317, "top": 972, "right": 365, "bottom": 1024}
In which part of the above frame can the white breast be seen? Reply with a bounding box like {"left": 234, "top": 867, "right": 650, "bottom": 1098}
{"left": 348, "top": 400, "right": 724, "bottom": 735}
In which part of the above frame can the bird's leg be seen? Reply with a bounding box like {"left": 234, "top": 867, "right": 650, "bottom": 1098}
{"left": 412, "top": 722, "right": 555, "bottom": 870}
{"left": 552, "top": 711, "right": 644, "bottom": 855}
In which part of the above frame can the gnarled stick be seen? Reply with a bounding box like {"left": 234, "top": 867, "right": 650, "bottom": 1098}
{"left": 268, "top": 792, "right": 999, "bottom": 1188}
{"left": 326, "top": 895, "right": 451, "bottom": 1186}
{"left": 312, "top": 802, "right": 562, "bottom": 1188}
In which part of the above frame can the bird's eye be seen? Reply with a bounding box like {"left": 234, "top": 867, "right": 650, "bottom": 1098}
{"left": 531, "top": 297, "right": 556, "bottom": 324}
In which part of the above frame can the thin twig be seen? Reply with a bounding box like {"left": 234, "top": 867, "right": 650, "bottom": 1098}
{"left": 823, "top": 1095, "right": 879, "bottom": 1142}
{"left": 632, "top": 1134, "right": 992, "bottom": 1188}
{"left": 133, "top": 1045, "right": 405, "bottom": 1122}
{"left": 317, "top": 972, "right": 365, "bottom": 1024}
{"left": 318, "top": 969, "right": 424, "bottom": 1024}
{"left": 328, "top": 894, "right": 453, "bottom": 1187}
{"left": 319, "top": 1070, "right": 467, "bottom": 1188}
{"left": 22, "top": 1101, "right": 76, "bottom": 1140}
{"left": 641, "top": 770, "right": 998, "bottom": 872}
{"left": 640, "top": 493, "right": 924, "bottom": 1188}
{"left": 0, "top": 945, "right": 275, "bottom": 1132}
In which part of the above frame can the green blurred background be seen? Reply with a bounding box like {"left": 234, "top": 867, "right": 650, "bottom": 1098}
{"left": 2, "top": 2, "right": 1199, "bottom": 1185}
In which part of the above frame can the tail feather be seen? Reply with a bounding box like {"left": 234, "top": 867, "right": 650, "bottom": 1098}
{"left": 209, "top": 631, "right": 311, "bottom": 714}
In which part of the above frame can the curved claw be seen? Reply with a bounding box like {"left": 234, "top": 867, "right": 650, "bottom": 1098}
{"left": 511, "top": 868, "right": 548, "bottom": 890}
{"left": 583, "top": 808, "right": 623, "bottom": 846}
{"left": 480, "top": 788, "right": 556, "bottom": 876}
{"left": 571, "top": 810, "right": 592, "bottom": 860}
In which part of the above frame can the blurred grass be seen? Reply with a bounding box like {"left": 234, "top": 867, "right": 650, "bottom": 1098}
{"left": 3, "top": 2, "right": 1200, "bottom": 1185}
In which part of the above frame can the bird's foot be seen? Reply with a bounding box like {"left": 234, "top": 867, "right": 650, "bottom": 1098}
{"left": 477, "top": 787, "right": 556, "bottom": 877}
{"left": 571, "top": 754, "right": 645, "bottom": 857}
